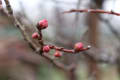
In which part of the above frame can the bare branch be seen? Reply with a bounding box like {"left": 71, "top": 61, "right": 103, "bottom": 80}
{"left": 63, "top": 9, "right": 120, "bottom": 16}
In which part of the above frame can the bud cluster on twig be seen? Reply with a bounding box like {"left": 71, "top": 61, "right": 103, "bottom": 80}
{"left": 32, "top": 19, "right": 91, "bottom": 58}
{"left": 4, "top": 0, "right": 119, "bottom": 79}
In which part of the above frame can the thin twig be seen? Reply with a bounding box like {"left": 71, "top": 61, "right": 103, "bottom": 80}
{"left": 63, "top": 9, "right": 120, "bottom": 16}
{"left": 0, "top": 0, "right": 2, "bottom": 8}
{"left": 3, "top": 1, "right": 92, "bottom": 80}
{"left": 49, "top": 44, "right": 90, "bottom": 53}
{"left": 3, "top": 0, "right": 74, "bottom": 72}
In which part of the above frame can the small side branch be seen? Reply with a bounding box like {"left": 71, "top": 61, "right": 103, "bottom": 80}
{"left": 63, "top": 9, "right": 120, "bottom": 16}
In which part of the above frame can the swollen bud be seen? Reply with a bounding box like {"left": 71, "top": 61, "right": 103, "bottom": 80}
{"left": 37, "top": 19, "right": 48, "bottom": 30}
{"left": 74, "top": 42, "right": 83, "bottom": 52}
{"left": 54, "top": 51, "right": 62, "bottom": 57}
{"left": 43, "top": 45, "right": 50, "bottom": 53}
{"left": 32, "top": 32, "right": 39, "bottom": 39}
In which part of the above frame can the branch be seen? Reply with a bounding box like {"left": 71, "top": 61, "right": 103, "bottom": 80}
{"left": 3, "top": 2, "right": 92, "bottom": 80}
{"left": 0, "top": 0, "right": 2, "bottom": 9}
{"left": 3, "top": 0, "right": 80, "bottom": 73}
{"left": 63, "top": 9, "right": 120, "bottom": 16}
{"left": 49, "top": 44, "right": 90, "bottom": 53}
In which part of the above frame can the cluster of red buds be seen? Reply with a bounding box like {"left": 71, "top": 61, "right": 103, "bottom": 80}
{"left": 32, "top": 19, "right": 48, "bottom": 39}
{"left": 32, "top": 19, "right": 91, "bottom": 58}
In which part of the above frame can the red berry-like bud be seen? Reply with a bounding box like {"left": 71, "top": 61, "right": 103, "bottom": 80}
{"left": 32, "top": 32, "right": 39, "bottom": 39}
{"left": 74, "top": 42, "right": 84, "bottom": 52}
{"left": 43, "top": 45, "right": 50, "bottom": 53}
{"left": 54, "top": 51, "right": 62, "bottom": 57}
{"left": 37, "top": 19, "right": 48, "bottom": 30}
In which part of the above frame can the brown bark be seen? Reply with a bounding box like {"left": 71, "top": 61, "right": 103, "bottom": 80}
{"left": 85, "top": 0, "right": 104, "bottom": 80}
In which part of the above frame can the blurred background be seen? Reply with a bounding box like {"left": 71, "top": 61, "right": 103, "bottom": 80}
{"left": 1, "top": 0, "right": 120, "bottom": 80}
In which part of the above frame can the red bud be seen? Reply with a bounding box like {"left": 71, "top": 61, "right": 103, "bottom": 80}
{"left": 37, "top": 19, "right": 48, "bottom": 30}
{"left": 74, "top": 42, "right": 83, "bottom": 52}
{"left": 43, "top": 45, "right": 50, "bottom": 53}
{"left": 32, "top": 32, "right": 39, "bottom": 39}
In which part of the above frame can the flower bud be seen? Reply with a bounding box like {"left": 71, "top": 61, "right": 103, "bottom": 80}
{"left": 32, "top": 32, "right": 39, "bottom": 39}
{"left": 54, "top": 51, "right": 62, "bottom": 57}
{"left": 74, "top": 42, "right": 83, "bottom": 52}
{"left": 37, "top": 19, "right": 48, "bottom": 30}
{"left": 43, "top": 45, "right": 50, "bottom": 53}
